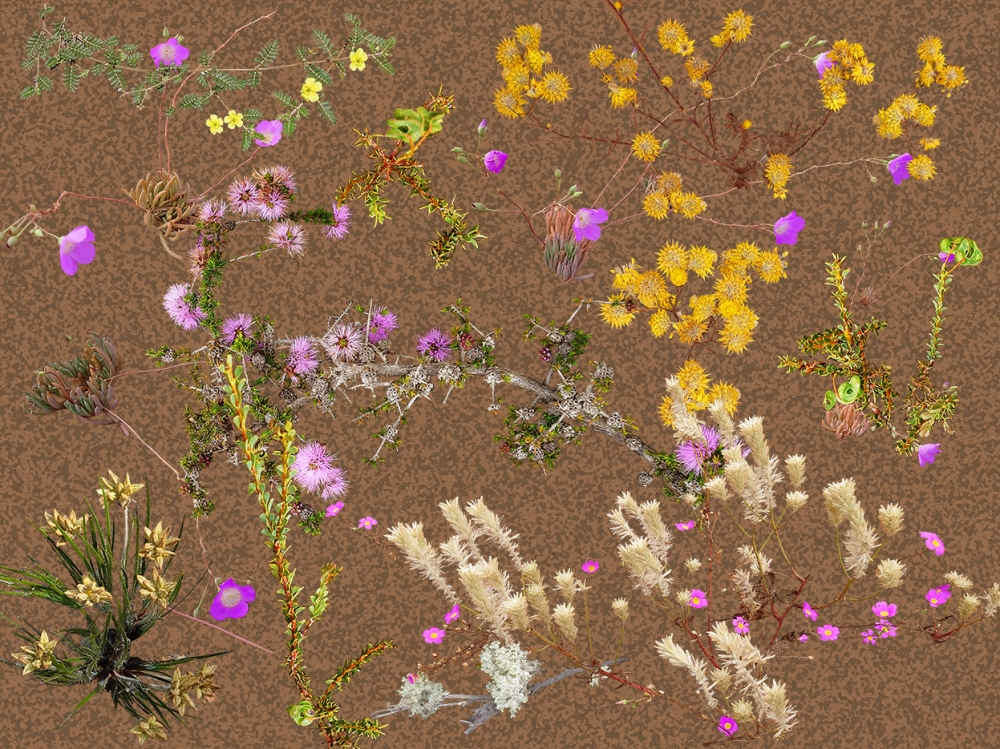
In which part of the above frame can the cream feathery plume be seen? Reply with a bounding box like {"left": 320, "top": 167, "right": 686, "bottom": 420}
{"left": 617, "top": 537, "right": 672, "bottom": 598}
{"left": 552, "top": 603, "right": 578, "bottom": 643}
{"left": 439, "top": 498, "right": 485, "bottom": 562}
{"left": 823, "top": 478, "right": 880, "bottom": 578}
{"left": 439, "top": 534, "right": 474, "bottom": 567}
{"left": 465, "top": 497, "right": 526, "bottom": 571}
{"left": 654, "top": 634, "right": 719, "bottom": 710}
{"left": 731, "top": 567, "right": 762, "bottom": 615}
{"left": 737, "top": 416, "right": 770, "bottom": 469}
{"left": 524, "top": 582, "right": 553, "bottom": 629}
{"left": 521, "top": 560, "right": 543, "bottom": 586}
{"left": 385, "top": 522, "right": 462, "bottom": 606}
{"left": 665, "top": 377, "right": 706, "bottom": 443}
{"left": 784, "top": 454, "right": 806, "bottom": 489}
{"left": 707, "top": 400, "right": 737, "bottom": 448}
{"left": 876, "top": 558, "right": 906, "bottom": 588}
{"left": 981, "top": 582, "right": 1000, "bottom": 618}
{"left": 705, "top": 475, "right": 729, "bottom": 503}
{"left": 877, "top": 504, "right": 904, "bottom": 536}
{"left": 784, "top": 491, "right": 809, "bottom": 513}
{"left": 636, "top": 500, "right": 673, "bottom": 568}
{"left": 458, "top": 559, "right": 512, "bottom": 642}
{"left": 944, "top": 571, "right": 973, "bottom": 590}
{"left": 554, "top": 569, "right": 579, "bottom": 604}
{"left": 502, "top": 592, "right": 533, "bottom": 631}
{"left": 760, "top": 679, "right": 798, "bottom": 738}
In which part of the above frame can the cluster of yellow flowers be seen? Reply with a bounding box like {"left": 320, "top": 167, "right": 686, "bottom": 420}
{"left": 873, "top": 93, "right": 937, "bottom": 140}
{"left": 588, "top": 44, "right": 641, "bottom": 108}
{"left": 817, "top": 39, "right": 875, "bottom": 112}
{"left": 599, "top": 238, "right": 788, "bottom": 355}
{"left": 659, "top": 359, "right": 740, "bottom": 428}
{"left": 642, "top": 171, "right": 707, "bottom": 220}
{"left": 494, "top": 24, "right": 571, "bottom": 118}
{"left": 764, "top": 153, "right": 792, "bottom": 199}
{"left": 652, "top": 12, "right": 753, "bottom": 99}
{"left": 915, "top": 36, "right": 967, "bottom": 95}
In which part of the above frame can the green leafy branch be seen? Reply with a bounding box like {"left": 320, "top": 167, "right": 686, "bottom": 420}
{"left": 219, "top": 355, "right": 392, "bottom": 748}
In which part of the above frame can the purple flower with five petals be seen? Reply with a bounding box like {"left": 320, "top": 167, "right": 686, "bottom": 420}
{"left": 150, "top": 38, "right": 190, "bottom": 68}
{"left": 254, "top": 120, "right": 284, "bottom": 148}
{"left": 920, "top": 531, "right": 945, "bottom": 555}
{"left": 210, "top": 578, "right": 256, "bottom": 621}
{"left": 573, "top": 207, "right": 608, "bottom": 242}
{"left": 58, "top": 225, "right": 96, "bottom": 276}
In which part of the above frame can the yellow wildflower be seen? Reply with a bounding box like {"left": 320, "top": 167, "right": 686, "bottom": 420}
{"left": 494, "top": 86, "right": 526, "bottom": 118}
{"left": 920, "top": 137, "right": 941, "bottom": 150}
{"left": 850, "top": 60, "right": 875, "bottom": 85}
{"left": 503, "top": 63, "right": 532, "bottom": 92}
{"left": 657, "top": 241, "right": 688, "bottom": 275}
{"left": 707, "top": 382, "right": 741, "bottom": 414}
{"left": 349, "top": 48, "right": 368, "bottom": 71}
{"left": 660, "top": 74, "right": 674, "bottom": 87}
{"left": 631, "top": 132, "right": 662, "bottom": 162}
{"left": 635, "top": 271, "right": 668, "bottom": 308}
{"left": 649, "top": 309, "right": 672, "bottom": 338}
{"left": 137, "top": 567, "right": 176, "bottom": 608}
{"left": 524, "top": 47, "right": 546, "bottom": 75}
{"left": 589, "top": 45, "right": 615, "bottom": 69}
{"left": 538, "top": 71, "right": 572, "bottom": 102}
{"left": 756, "top": 250, "right": 787, "bottom": 283}
{"left": 937, "top": 65, "right": 967, "bottom": 92}
{"left": 913, "top": 103, "right": 937, "bottom": 127}
{"left": 223, "top": 110, "right": 243, "bottom": 129}
{"left": 513, "top": 24, "right": 542, "bottom": 49}
{"left": 140, "top": 522, "right": 181, "bottom": 569}
{"left": 719, "top": 325, "right": 753, "bottom": 354}
{"left": 609, "top": 86, "right": 638, "bottom": 108}
{"left": 686, "top": 245, "right": 717, "bottom": 278}
{"left": 300, "top": 77, "right": 323, "bottom": 103}
{"left": 685, "top": 58, "right": 710, "bottom": 81}
{"left": 823, "top": 87, "right": 848, "bottom": 112}
{"left": 614, "top": 57, "right": 639, "bottom": 83}
{"left": 667, "top": 267, "right": 689, "bottom": 287}
{"left": 672, "top": 315, "right": 708, "bottom": 344}
{"left": 907, "top": 154, "right": 936, "bottom": 181}
{"left": 657, "top": 20, "right": 689, "bottom": 53}
{"left": 612, "top": 260, "right": 642, "bottom": 292}
{"left": 205, "top": 114, "right": 224, "bottom": 134}
{"left": 690, "top": 293, "right": 717, "bottom": 322}
{"left": 916, "top": 36, "right": 943, "bottom": 62}
{"left": 700, "top": 80, "right": 714, "bottom": 98}
{"left": 656, "top": 171, "right": 684, "bottom": 193}
{"left": 742, "top": 119, "right": 752, "bottom": 129}
{"left": 764, "top": 153, "right": 791, "bottom": 199}
{"left": 496, "top": 38, "right": 521, "bottom": 67}
{"left": 714, "top": 272, "right": 748, "bottom": 307}
{"left": 916, "top": 62, "right": 936, "bottom": 88}
{"left": 643, "top": 191, "right": 672, "bottom": 220}
{"left": 677, "top": 39, "right": 696, "bottom": 57}
{"left": 677, "top": 359, "right": 710, "bottom": 393}
{"left": 67, "top": 575, "right": 112, "bottom": 607}
{"left": 724, "top": 305, "right": 759, "bottom": 333}
{"left": 722, "top": 10, "right": 753, "bottom": 43}
{"left": 44, "top": 509, "right": 87, "bottom": 547}
{"left": 600, "top": 294, "right": 636, "bottom": 329}
{"left": 673, "top": 191, "right": 706, "bottom": 218}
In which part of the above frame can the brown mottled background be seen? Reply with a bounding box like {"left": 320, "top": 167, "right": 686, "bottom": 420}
{"left": 1, "top": 0, "right": 998, "bottom": 747}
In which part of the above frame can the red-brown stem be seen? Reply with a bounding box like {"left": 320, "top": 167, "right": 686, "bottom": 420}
{"left": 169, "top": 608, "right": 276, "bottom": 654}
{"left": 483, "top": 171, "right": 545, "bottom": 245}
{"left": 194, "top": 147, "right": 263, "bottom": 202}
{"left": 675, "top": 618, "right": 720, "bottom": 669}
{"left": 767, "top": 575, "right": 811, "bottom": 647}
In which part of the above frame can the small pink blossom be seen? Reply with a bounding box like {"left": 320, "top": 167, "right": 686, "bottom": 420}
{"left": 688, "top": 589, "right": 708, "bottom": 608}
{"left": 358, "top": 516, "right": 378, "bottom": 530}
{"left": 802, "top": 601, "right": 818, "bottom": 621}
{"left": 581, "top": 560, "right": 600, "bottom": 574}
{"left": 675, "top": 520, "right": 696, "bottom": 531}
{"left": 817, "top": 624, "right": 839, "bottom": 641}
{"left": 444, "top": 604, "right": 461, "bottom": 624}
{"left": 423, "top": 627, "right": 446, "bottom": 644}
{"left": 326, "top": 501, "right": 344, "bottom": 517}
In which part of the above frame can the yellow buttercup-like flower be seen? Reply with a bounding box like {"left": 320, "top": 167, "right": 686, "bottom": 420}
{"left": 205, "top": 114, "right": 224, "bottom": 134}
{"left": 349, "top": 48, "right": 368, "bottom": 71}
{"left": 223, "top": 110, "right": 243, "bottom": 129}
{"left": 301, "top": 77, "right": 323, "bottom": 103}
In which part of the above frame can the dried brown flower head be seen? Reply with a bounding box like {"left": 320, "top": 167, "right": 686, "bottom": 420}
{"left": 822, "top": 402, "right": 869, "bottom": 439}
{"left": 542, "top": 203, "right": 593, "bottom": 282}
{"left": 859, "top": 286, "right": 878, "bottom": 306}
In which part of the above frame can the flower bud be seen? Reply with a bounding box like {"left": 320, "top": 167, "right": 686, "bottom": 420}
{"left": 779, "top": 41, "right": 791, "bottom": 49}
{"left": 6, "top": 235, "right": 18, "bottom": 247}
{"left": 554, "top": 168, "right": 562, "bottom": 178}
{"left": 477, "top": 118, "right": 487, "bottom": 136}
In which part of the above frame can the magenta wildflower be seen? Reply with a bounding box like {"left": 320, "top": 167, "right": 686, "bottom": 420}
{"left": 268, "top": 221, "right": 307, "bottom": 256}
{"left": 286, "top": 337, "right": 319, "bottom": 376}
{"left": 292, "top": 441, "right": 339, "bottom": 493}
{"left": 718, "top": 715, "right": 738, "bottom": 738}
{"left": 483, "top": 150, "right": 508, "bottom": 174}
{"left": 58, "top": 225, "right": 96, "bottom": 276}
{"left": 197, "top": 199, "right": 227, "bottom": 224}
{"left": 939, "top": 251, "right": 956, "bottom": 263}
{"left": 406, "top": 673, "right": 418, "bottom": 684}
{"left": 581, "top": 560, "right": 600, "bottom": 574}
{"left": 416, "top": 328, "right": 454, "bottom": 362}
{"left": 227, "top": 178, "right": 259, "bottom": 217}
{"left": 444, "top": 604, "right": 461, "bottom": 624}
{"left": 802, "top": 601, "right": 818, "bottom": 621}
{"left": 916, "top": 443, "right": 941, "bottom": 467}
{"left": 814, "top": 51, "right": 834, "bottom": 77}
{"left": 254, "top": 120, "right": 284, "bottom": 148}
{"left": 675, "top": 520, "right": 696, "bottom": 531}
{"left": 323, "top": 323, "right": 364, "bottom": 363}
{"left": 798, "top": 633, "right": 809, "bottom": 642}
{"left": 875, "top": 618, "right": 898, "bottom": 639}
{"left": 251, "top": 188, "right": 289, "bottom": 222}
{"left": 872, "top": 601, "right": 897, "bottom": 618}
{"left": 675, "top": 425, "right": 720, "bottom": 475}
{"left": 358, "top": 516, "right": 378, "bottom": 530}
{"left": 163, "top": 283, "right": 206, "bottom": 330}
{"left": 326, "top": 501, "right": 344, "bottom": 517}
{"left": 732, "top": 616, "right": 750, "bottom": 635}
{"left": 368, "top": 309, "right": 398, "bottom": 343}
{"left": 423, "top": 627, "right": 446, "bottom": 644}
{"left": 220, "top": 314, "right": 254, "bottom": 345}
{"left": 573, "top": 207, "right": 608, "bottom": 242}
{"left": 926, "top": 583, "right": 951, "bottom": 608}
{"left": 320, "top": 470, "right": 348, "bottom": 499}
{"left": 817, "top": 624, "right": 839, "bottom": 641}
{"left": 774, "top": 211, "right": 806, "bottom": 245}
{"left": 150, "top": 37, "right": 190, "bottom": 68}
{"left": 887, "top": 153, "right": 913, "bottom": 185}
{"left": 861, "top": 629, "right": 878, "bottom": 645}
{"left": 688, "top": 589, "right": 708, "bottom": 608}
{"left": 210, "top": 578, "right": 256, "bottom": 621}
{"left": 323, "top": 203, "right": 352, "bottom": 240}
{"left": 919, "top": 531, "right": 946, "bottom": 555}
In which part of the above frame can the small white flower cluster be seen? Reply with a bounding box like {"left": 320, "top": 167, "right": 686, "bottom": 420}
{"left": 479, "top": 641, "right": 542, "bottom": 718}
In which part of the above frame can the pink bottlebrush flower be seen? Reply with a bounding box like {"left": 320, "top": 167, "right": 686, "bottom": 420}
{"left": 320, "top": 470, "right": 348, "bottom": 499}
{"left": 817, "top": 624, "right": 839, "bottom": 641}
{"left": 58, "top": 225, "right": 96, "bottom": 276}
{"left": 268, "top": 221, "right": 307, "bottom": 256}
{"left": 718, "top": 715, "right": 738, "bottom": 738}
{"left": 326, "top": 501, "right": 344, "bottom": 517}
{"left": 416, "top": 328, "right": 454, "bottom": 362}
{"left": 368, "top": 308, "right": 398, "bottom": 343}
{"left": 919, "top": 531, "right": 946, "bottom": 556}
{"left": 323, "top": 203, "right": 352, "bottom": 240}
{"left": 688, "top": 589, "right": 708, "bottom": 608}
{"left": 423, "top": 627, "right": 446, "bottom": 644}
{"left": 197, "top": 199, "right": 227, "bottom": 224}
{"left": 251, "top": 188, "right": 289, "bottom": 222}
{"left": 802, "top": 601, "right": 818, "bottom": 621}
{"left": 286, "top": 337, "right": 319, "bottom": 376}
{"left": 261, "top": 165, "right": 297, "bottom": 193}
{"left": 916, "top": 443, "right": 941, "bottom": 467}
{"left": 150, "top": 37, "right": 190, "bottom": 68}
{"left": 292, "top": 441, "right": 339, "bottom": 493}
{"left": 323, "top": 323, "right": 364, "bottom": 363}
{"left": 220, "top": 314, "right": 254, "bottom": 345}
{"left": 581, "top": 559, "right": 600, "bottom": 574}
{"left": 444, "top": 604, "right": 461, "bottom": 624}
{"left": 572, "top": 207, "right": 608, "bottom": 242}
{"left": 254, "top": 120, "right": 284, "bottom": 148}
{"left": 774, "top": 211, "right": 805, "bottom": 245}
{"left": 483, "top": 150, "right": 508, "bottom": 174}
{"left": 163, "top": 283, "right": 206, "bottom": 330}
{"left": 872, "top": 601, "right": 897, "bottom": 618}
{"left": 675, "top": 521, "right": 696, "bottom": 531}
{"left": 732, "top": 616, "right": 750, "bottom": 635}
{"left": 358, "top": 516, "right": 378, "bottom": 530}
{"left": 227, "top": 178, "right": 260, "bottom": 217}
{"left": 210, "top": 578, "right": 256, "bottom": 621}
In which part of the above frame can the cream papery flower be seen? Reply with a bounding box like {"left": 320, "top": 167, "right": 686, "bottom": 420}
{"left": 877, "top": 503, "right": 905, "bottom": 536}
{"left": 944, "top": 571, "right": 974, "bottom": 590}
{"left": 385, "top": 522, "right": 462, "bottom": 606}
{"left": 654, "top": 634, "right": 718, "bottom": 710}
{"left": 981, "top": 582, "right": 1000, "bottom": 618}
{"left": 823, "top": 478, "right": 880, "bottom": 578}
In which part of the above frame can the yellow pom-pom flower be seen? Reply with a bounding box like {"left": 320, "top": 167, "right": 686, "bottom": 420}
{"left": 916, "top": 36, "right": 943, "bottom": 63}
{"left": 707, "top": 382, "right": 740, "bottom": 414}
{"left": 764, "top": 153, "right": 791, "bottom": 199}
{"left": 503, "top": 63, "right": 532, "bottom": 92}
{"left": 668, "top": 267, "right": 689, "bottom": 287}
{"left": 514, "top": 24, "right": 542, "bottom": 49}
{"left": 643, "top": 191, "right": 672, "bottom": 220}
{"left": 690, "top": 293, "right": 717, "bottom": 322}
{"left": 589, "top": 45, "right": 615, "bottom": 69}
{"left": 524, "top": 47, "right": 546, "bottom": 75}
{"left": 907, "top": 154, "right": 936, "bottom": 181}
{"left": 756, "top": 250, "right": 787, "bottom": 283}
{"left": 686, "top": 245, "right": 717, "bottom": 278}
{"left": 656, "top": 172, "right": 684, "bottom": 193}
{"left": 631, "top": 132, "right": 662, "bottom": 162}
{"left": 719, "top": 325, "right": 753, "bottom": 354}
{"left": 722, "top": 10, "right": 753, "bottom": 43}
{"left": 823, "top": 88, "right": 848, "bottom": 112}
{"left": 538, "top": 71, "right": 572, "bottom": 103}
{"left": 677, "top": 359, "right": 710, "bottom": 393}
{"left": 614, "top": 57, "right": 639, "bottom": 83}
{"left": 649, "top": 309, "right": 672, "bottom": 338}
{"left": 658, "top": 20, "right": 689, "bottom": 53}
{"left": 609, "top": 86, "right": 638, "bottom": 108}
{"left": 700, "top": 80, "right": 714, "bottom": 98}
{"left": 660, "top": 74, "right": 674, "bottom": 87}
{"left": 672, "top": 314, "right": 708, "bottom": 344}
{"left": 937, "top": 65, "right": 967, "bottom": 91}
{"left": 657, "top": 241, "right": 688, "bottom": 275}
{"left": 920, "top": 137, "right": 941, "bottom": 150}
{"left": 635, "top": 271, "right": 668, "bottom": 308}
{"left": 496, "top": 38, "right": 521, "bottom": 67}
{"left": 600, "top": 294, "right": 636, "bottom": 329}
{"left": 494, "top": 87, "right": 526, "bottom": 118}
{"left": 850, "top": 61, "right": 875, "bottom": 85}
{"left": 673, "top": 191, "right": 706, "bottom": 218}
{"left": 714, "top": 272, "right": 748, "bottom": 306}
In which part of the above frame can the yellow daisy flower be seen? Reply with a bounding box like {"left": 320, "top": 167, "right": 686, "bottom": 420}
{"left": 907, "top": 154, "right": 936, "bottom": 181}
{"left": 301, "top": 77, "right": 323, "bottom": 102}
{"left": 742, "top": 119, "right": 752, "bottom": 130}
{"left": 349, "top": 48, "right": 368, "bottom": 71}
{"left": 649, "top": 309, "right": 672, "bottom": 337}
{"left": 538, "top": 71, "right": 572, "bottom": 102}
{"left": 494, "top": 86, "right": 526, "bottom": 118}
{"left": 600, "top": 294, "right": 636, "bottom": 328}
{"left": 667, "top": 266, "right": 689, "bottom": 287}
{"left": 496, "top": 38, "right": 521, "bottom": 67}
{"left": 916, "top": 36, "right": 943, "bottom": 62}
{"left": 657, "top": 241, "right": 688, "bottom": 275}
{"left": 913, "top": 103, "right": 937, "bottom": 127}
{"left": 524, "top": 47, "right": 546, "bottom": 75}
{"left": 677, "top": 39, "right": 696, "bottom": 57}
{"left": 823, "top": 88, "right": 848, "bottom": 112}
{"left": 612, "top": 260, "right": 642, "bottom": 292}
{"left": 851, "top": 61, "right": 875, "bottom": 85}
{"left": 916, "top": 62, "right": 936, "bottom": 88}
{"left": 643, "top": 191, "right": 672, "bottom": 220}
{"left": 631, "top": 132, "right": 662, "bottom": 162}
{"left": 937, "top": 65, "right": 967, "bottom": 91}
{"left": 686, "top": 245, "right": 717, "bottom": 278}
{"left": 589, "top": 45, "right": 615, "bottom": 69}
{"left": 685, "top": 58, "right": 710, "bottom": 81}
{"left": 223, "top": 110, "right": 243, "bottom": 129}
{"left": 205, "top": 114, "right": 224, "bottom": 134}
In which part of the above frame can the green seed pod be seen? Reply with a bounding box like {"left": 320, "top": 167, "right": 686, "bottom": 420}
{"left": 837, "top": 375, "right": 862, "bottom": 404}
{"left": 959, "top": 239, "right": 982, "bottom": 266}
{"left": 824, "top": 390, "right": 837, "bottom": 411}
{"left": 32, "top": 228, "right": 44, "bottom": 237}
{"left": 779, "top": 41, "right": 792, "bottom": 49}
{"left": 954, "top": 238, "right": 971, "bottom": 263}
